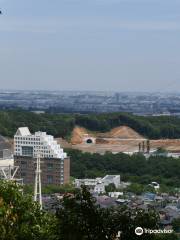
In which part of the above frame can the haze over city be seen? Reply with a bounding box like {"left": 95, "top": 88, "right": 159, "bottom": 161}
{"left": 0, "top": 0, "right": 180, "bottom": 91}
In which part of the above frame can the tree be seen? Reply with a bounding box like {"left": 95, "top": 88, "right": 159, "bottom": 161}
{"left": 126, "top": 183, "right": 144, "bottom": 195}
{"left": 144, "top": 185, "right": 156, "bottom": 193}
{"left": 56, "top": 186, "right": 110, "bottom": 240}
{"left": 56, "top": 186, "right": 161, "bottom": 240}
{"left": 105, "top": 183, "right": 116, "bottom": 193}
{"left": 0, "top": 182, "right": 177, "bottom": 240}
{"left": 154, "top": 234, "right": 178, "bottom": 240}
{"left": 172, "top": 218, "right": 180, "bottom": 233}
{"left": 0, "top": 180, "right": 56, "bottom": 240}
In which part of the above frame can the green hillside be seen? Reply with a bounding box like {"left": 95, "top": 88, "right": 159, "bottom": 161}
{"left": 0, "top": 110, "right": 180, "bottom": 139}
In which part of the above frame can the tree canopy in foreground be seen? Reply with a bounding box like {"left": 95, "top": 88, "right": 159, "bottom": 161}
{"left": 0, "top": 181, "right": 178, "bottom": 240}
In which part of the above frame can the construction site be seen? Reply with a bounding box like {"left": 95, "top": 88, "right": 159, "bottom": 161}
{"left": 57, "top": 126, "right": 180, "bottom": 155}
{"left": 0, "top": 125, "right": 180, "bottom": 156}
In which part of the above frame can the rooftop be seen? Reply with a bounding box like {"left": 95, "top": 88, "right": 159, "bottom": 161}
{"left": 15, "top": 127, "right": 31, "bottom": 136}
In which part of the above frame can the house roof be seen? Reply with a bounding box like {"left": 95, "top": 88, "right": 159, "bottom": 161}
{"left": 95, "top": 195, "right": 117, "bottom": 208}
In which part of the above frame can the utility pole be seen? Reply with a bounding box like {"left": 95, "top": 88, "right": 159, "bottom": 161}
{"left": 34, "top": 154, "right": 42, "bottom": 209}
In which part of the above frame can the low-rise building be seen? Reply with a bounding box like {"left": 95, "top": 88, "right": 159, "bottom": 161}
{"left": 102, "top": 175, "right": 120, "bottom": 188}
{"left": 94, "top": 184, "right": 105, "bottom": 194}
{"left": 75, "top": 178, "right": 102, "bottom": 190}
{"left": 75, "top": 175, "right": 120, "bottom": 194}
{"left": 108, "top": 192, "right": 123, "bottom": 198}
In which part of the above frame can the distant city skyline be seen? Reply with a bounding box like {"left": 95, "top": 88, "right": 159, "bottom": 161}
{"left": 0, "top": 0, "right": 179, "bottom": 92}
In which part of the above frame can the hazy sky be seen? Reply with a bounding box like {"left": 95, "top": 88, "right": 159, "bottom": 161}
{"left": 0, "top": 0, "right": 180, "bottom": 91}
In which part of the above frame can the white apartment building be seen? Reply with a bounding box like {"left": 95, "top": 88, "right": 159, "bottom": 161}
{"left": 14, "top": 127, "right": 70, "bottom": 185}
{"left": 14, "top": 127, "right": 67, "bottom": 159}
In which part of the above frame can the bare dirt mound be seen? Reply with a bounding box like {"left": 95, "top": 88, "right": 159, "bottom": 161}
{"left": 71, "top": 125, "right": 145, "bottom": 145}
{"left": 71, "top": 127, "right": 89, "bottom": 144}
{"left": 98, "top": 126, "right": 144, "bottom": 139}
{"left": 109, "top": 126, "right": 144, "bottom": 139}
{"left": 69, "top": 126, "right": 180, "bottom": 154}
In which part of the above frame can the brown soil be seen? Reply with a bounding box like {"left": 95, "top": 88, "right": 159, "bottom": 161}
{"left": 96, "top": 138, "right": 110, "bottom": 144}
{"left": 98, "top": 126, "right": 144, "bottom": 139}
{"left": 56, "top": 138, "right": 72, "bottom": 148}
{"left": 71, "top": 125, "right": 145, "bottom": 145}
{"left": 57, "top": 126, "right": 180, "bottom": 154}
{"left": 150, "top": 139, "right": 180, "bottom": 152}
{"left": 71, "top": 127, "right": 90, "bottom": 145}
{"left": 7, "top": 127, "right": 180, "bottom": 155}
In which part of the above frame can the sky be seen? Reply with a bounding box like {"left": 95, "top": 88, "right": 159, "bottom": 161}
{"left": 0, "top": 0, "right": 180, "bottom": 92}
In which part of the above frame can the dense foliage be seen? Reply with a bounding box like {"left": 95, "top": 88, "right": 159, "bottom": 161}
{"left": 0, "top": 181, "right": 56, "bottom": 240}
{"left": 1, "top": 110, "right": 180, "bottom": 139}
{"left": 56, "top": 186, "right": 160, "bottom": 240}
{"left": 68, "top": 149, "right": 180, "bottom": 188}
{"left": 23, "top": 183, "right": 76, "bottom": 195}
{"left": 0, "top": 181, "right": 178, "bottom": 240}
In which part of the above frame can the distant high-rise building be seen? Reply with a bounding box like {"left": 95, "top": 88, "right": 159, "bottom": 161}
{"left": 14, "top": 127, "right": 70, "bottom": 185}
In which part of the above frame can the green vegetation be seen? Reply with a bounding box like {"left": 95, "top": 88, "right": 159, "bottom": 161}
{"left": 56, "top": 186, "right": 160, "bottom": 240}
{"left": 68, "top": 149, "right": 180, "bottom": 189}
{"left": 43, "top": 184, "right": 76, "bottom": 194}
{"left": 0, "top": 110, "right": 75, "bottom": 138}
{"left": 125, "top": 183, "right": 156, "bottom": 195}
{"left": 105, "top": 183, "right": 116, "bottom": 193}
{"left": 2, "top": 181, "right": 177, "bottom": 240}
{"left": 24, "top": 184, "right": 76, "bottom": 195}
{"left": 172, "top": 218, "right": 180, "bottom": 233}
{"left": 0, "top": 181, "right": 56, "bottom": 240}
{"left": 1, "top": 110, "right": 180, "bottom": 139}
{"left": 126, "top": 183, "right": 145, "bottom": 195}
